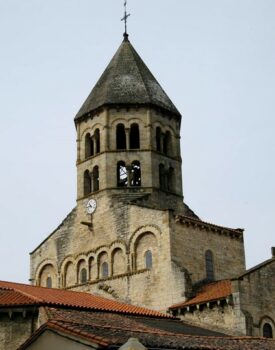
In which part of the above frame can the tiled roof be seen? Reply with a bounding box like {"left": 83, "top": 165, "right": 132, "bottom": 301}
{"left": 75, "top": 36, "right": 181, "bottom": 121}
{"left": 170, "top": 280, "right": 232, "bottom": 309}
{"left": 0, "top": 280, "right": 171, "bottom": 318}
{"left": 19, "top": 308, "right": 275, "bottom": 350}
{"left": 175, "top": 215, "right": 244, "bottom": 237}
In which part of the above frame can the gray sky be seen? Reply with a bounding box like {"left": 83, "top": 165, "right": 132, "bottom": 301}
{"left": 0, "top": 0, "right": 274, "bottom": 283}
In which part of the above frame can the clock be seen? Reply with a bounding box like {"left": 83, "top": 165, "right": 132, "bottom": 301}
{"left": 86, "top": 199, "right": 97, "bottom": 214}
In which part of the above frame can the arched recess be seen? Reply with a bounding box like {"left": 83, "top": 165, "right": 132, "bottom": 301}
{"left": 64, "top": 261, "right": 75, "bottom": 287}
{"left": 94, "top": 128, "right": 100, "bottom": 154}
{"left": 85, "top": 133, "right": 94, "bottom": 158}
{"left": 130, "top": 123, "right": 140, "bottom": 149}
{"left": 77, "top": 259, "right": 87, "bottom": 284}
{"left": 88, "top": 256, "right": 96, "bottom": 281}
{"left": 159, "top": 164, "right": 165, "bottom": 190}
{"left": 163, "top": 130, "right": 172, "bottom": 156}
{"left": 117, "top": 161, "right": 128, "bottom": 187}
{"left": 156, "top": 127, "right": 161, "bottom": 152}
{"left": 92, "top": 166, "right": 99, "bottom": 192}
{"left": 97, "top": 251, "right": 109, "bottom": 279}
{"left": 260, "top": 317, "right": 275, "bottom": 338}
{"left": 134, "top": 232, "right": 158, "bottom": 271}
{"left": 84, "top": 170, "right": 92, "bottom": 195}
{"left": 130, "top": 161, "right": 141, "bottom": 187}
{"left": 116, "top": 124, "right": 126, "bottom": 150}
{"left": 112, "top": 248, "right": 126, "bottom": 276}
{"left": 167, "top": 167, "right": 175, "bottom": 192}
{"left": 38, "top": 264, "right": 57, "bottom": 288}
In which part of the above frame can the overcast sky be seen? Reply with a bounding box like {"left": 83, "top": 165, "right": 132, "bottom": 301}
{"left": 0, "top": 1, "right": 274, "bottom": 283}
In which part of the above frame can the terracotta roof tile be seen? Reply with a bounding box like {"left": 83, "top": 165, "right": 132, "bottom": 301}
{"left": 170, "top": 280, "right": 232, "bottom": 309}
{"left": 0, "top": 280, "right": 171, "bottom": 318}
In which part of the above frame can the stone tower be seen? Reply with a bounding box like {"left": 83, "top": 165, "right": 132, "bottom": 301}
{"left": 30, "top": 35, "right": 246, "bottom": 311}
{"left": 75, "top": 33, "right": 190, "bottom": 213}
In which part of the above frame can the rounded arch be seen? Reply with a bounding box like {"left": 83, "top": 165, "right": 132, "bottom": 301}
{"left": 111, "top": 247, "right": 126, "bottom": 276}
{"left": 88, "top": 255, "right": 96, "bottom": 281}
{"left": 84, "top": 170, "right": 92, "bottom": 195}
{"left": 116, "top": 123, "right": 126, "bottom": 150}
{"left": 94, "top": 128, "right": 100, "bottom": 154}
{"left": 117, "top": 161, "right": 127, "bottom": 187}
{"left": 35, "top": 259, "right": 58, "bottom": 283}
{"left": 76, "top": 258, "right": 88, "bottom": 284}
{"left": 97, "top": 250, "right": 109, "bottom": 279}
{"left": 260, "top": 316, "right": 275, "bottom": 339}
{"left": 63, "top": 260, "right": 76, "bottom": 288}
{"left": 80, "top": 123, "right": 104, "bottom": 139}
{"left": 92, "top": 165, "right": 99, "bottom": 192}
{"left": 130, "top": 160, "right": 141, "bottom": 187}
{"left": 133, "top": 232, "right": 158, "bottom": 271}
{"left": 129, "top": 123, "right": 140, "bottom": 149}
{"left": 37, "top": 263, "right": 57, "bottom": 288}
{"left": 129, "top": 225, "right": 161, "bottom": 254}
{"left": 85, "top": 133, "right": 94, "bottom": 158}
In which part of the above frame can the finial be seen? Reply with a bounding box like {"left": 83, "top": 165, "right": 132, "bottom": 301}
{"left": 121, "top": 0, "right": 130, "bottom": 38}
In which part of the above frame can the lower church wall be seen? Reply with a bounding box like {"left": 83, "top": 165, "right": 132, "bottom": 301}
{"left": 178, "top": 303, "right": 246, "bottom": 336}
{"left": 0, "top": 312, "right": 36, "bottom": 350}
{"left": 69, "top": 267, "right": 183, "bottom": 311}
{"left": 235, "top": 259, "right": 275, "bottom": 337}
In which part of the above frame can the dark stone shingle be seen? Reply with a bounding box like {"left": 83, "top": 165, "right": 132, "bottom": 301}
{"left": 75, "top": 36, "right": 181, "bottom": 120}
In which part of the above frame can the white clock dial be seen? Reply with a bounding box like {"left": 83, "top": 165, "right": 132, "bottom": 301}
{"left": 86, "top": 199, "right": 97, "bottom": 214}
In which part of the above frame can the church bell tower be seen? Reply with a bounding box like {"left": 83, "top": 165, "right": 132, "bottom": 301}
{"left": 74, "top": 33, "right": 189, "bottom": 214}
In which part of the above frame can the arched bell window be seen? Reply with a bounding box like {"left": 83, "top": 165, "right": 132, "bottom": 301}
{"left": 159, "top": 164, "right": 165, "bottom": 190}
{"left": 116, "top": 124, "right": 126, "bottom": 150}
{"left": 163, "top": 131, "right": 172, "bottom": 156}
{"left": 102, "top": 262, "right": 109, "bottom": 278}
{"left": 92, "top": 166, "right": 99, "bottom": 192}
{"left": 156, "top": 127, "right": 161, "bottom": 152}
{"left": 130, "top": 161, "right": 141, "bottom": 186}
{"left": 94, "top": 129, "right": 100, "bottom": 154}
{"left": 145, "top": 250, "right": 153, "bottom": 269}
{"left": 167, "top": 167, "right": 175, "bottom": 192}
{"left": 205, "top": 250, "right": 214, "bottom": 281}
{"left": 263, "top": 323, "right": 273, "bottom": 338}
{"left": 46, "top": 277, "right": 52, "bottom": 288}
{"left": 80, "top": 268, "right": 87, "bottom": 284}
{"left": 85, "top": 133, "right": 94, "bottom": 158}
{"left": 117, "top": 161, "right": 128, "bottom": 187}
{"left": 130, "top": 123, "right": 140, "bottom": 149}
{"left": 84, "top": 170, "right": 92, "bottom": 195}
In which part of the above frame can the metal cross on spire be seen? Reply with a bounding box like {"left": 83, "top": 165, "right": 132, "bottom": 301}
{"left": 121, "top": 0, "right": 130, "bottom": 38}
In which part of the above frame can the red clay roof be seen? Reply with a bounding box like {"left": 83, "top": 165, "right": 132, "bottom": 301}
{"left": 170, "top": 280, "right": 232, "bottom": 309}
{"left": 0, "top": 280, "right": 171, "bottom": 318}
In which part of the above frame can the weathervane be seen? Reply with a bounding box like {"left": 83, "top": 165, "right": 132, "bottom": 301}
{"left": 121, "top": 0, "right": 130, "bottom": 37}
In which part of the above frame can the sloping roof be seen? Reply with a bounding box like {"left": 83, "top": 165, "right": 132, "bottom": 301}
{"left": 18, "top": 308, "right": 275, "bottom": 350}
{"left": 0, "top": 280, "right": 170, "bottom": 318}
{"left": 170, "top": 280, "right": 232, "bottom": 309}
{"left": 236, "top": 257, "right": 275, "bottom": 279}
{"left": 75, "top": 35, "right": 181, "bottom": 121}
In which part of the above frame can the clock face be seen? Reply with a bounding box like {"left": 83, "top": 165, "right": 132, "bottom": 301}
{"left": 86, "top": 199, "right": 97, "bottom": 214}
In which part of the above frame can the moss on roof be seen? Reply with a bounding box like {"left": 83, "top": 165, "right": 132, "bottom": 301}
{"left": 75, "top": 35, "right": 181, "bottom": 120}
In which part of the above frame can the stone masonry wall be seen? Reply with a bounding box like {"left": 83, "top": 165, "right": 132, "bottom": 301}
{"left": 171, "top": 220, "right": 246, "bottom": 284}
{"left": 0, "top": 311, "right": 36, "bottom": 350}
{"left": 236, "top": 259, "right": 275, "bottom": 337}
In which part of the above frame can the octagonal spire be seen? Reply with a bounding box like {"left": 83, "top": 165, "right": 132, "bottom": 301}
{"left": 75, "top": 37, "right": 181, "bottom": 121}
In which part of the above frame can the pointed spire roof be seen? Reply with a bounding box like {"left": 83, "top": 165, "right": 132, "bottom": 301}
{"left": 75, "top": 36, "right": 181, "bottom": 121}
